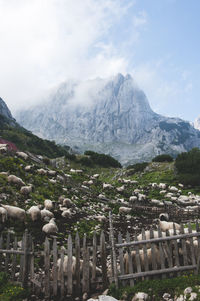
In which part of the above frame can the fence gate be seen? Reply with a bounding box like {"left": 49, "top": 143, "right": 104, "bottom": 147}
{"left": 109, "top": 212, "right": 200, "bottom": 288}
{"left": 0, "top": 230, "right": 33, "bottom": 288}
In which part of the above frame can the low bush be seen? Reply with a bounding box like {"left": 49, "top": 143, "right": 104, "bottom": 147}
{"left": 0, "top": 115, "right": 75, "bottom": 159}
{"left": 152, "top": 154, "right": 173, "bottom": 162}
{"left": 175, "top": 148, "right": 200, "bottom": 186}
{"left": 0, "top": 272, "right": 29, "bottom": 301}
{"left": 126, "top": 162, "right": 148, "bottom": 173}
{"left": 78, "top": 156, "right": 93, "bottom": 167}
{"left": 84, "top": 150, "right": 121, "bottom": 168}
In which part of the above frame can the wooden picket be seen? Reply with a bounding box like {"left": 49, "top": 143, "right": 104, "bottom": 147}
{"left": 75, "top": 232, "right": 81, "bottom": 296}
{"left": 52, "top": 237, "right": 58, "bottom": 296}
{"left": 109, "top": 213, "right": 200, "bottom": 287}
{"left": 92, "top": 231, "right": 97, "bottom": 282}
{"left": 100, "top": 230, "right": 108, "bottom": 289}
{"left": 1, "top": 217, "right": 200, "bottom": 299}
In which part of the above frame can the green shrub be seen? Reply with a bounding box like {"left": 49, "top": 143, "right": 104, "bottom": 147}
{"left": 175, "top": 148, "right": 200, "bottom": 186}
{"left": 84, "top": 150, "right": 121, "bottom": 168}
{"left": 0, "top": 272, "right": 29, "bottom": 301}
{"left": 152, "top": 154, "right": 173, "bottom": 162}
{"left": 0, "top": 115, "right": 75, "bottom": 159}
{"left": 127, "top": 162, "right": 148, "bottom": 172}
{"left": 78, "top": 156, "right": 93, "bottom": 167}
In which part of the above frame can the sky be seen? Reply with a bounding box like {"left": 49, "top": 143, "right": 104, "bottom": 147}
{"left": 0, "top": 0, "right": 199, "bottom": 122}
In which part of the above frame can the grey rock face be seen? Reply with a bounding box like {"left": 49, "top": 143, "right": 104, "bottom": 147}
{"left": 15, "top": 74, "right": 200, "bottom": 165}
{"left": 0, "top": 98, "right": 14, "bottom": 120}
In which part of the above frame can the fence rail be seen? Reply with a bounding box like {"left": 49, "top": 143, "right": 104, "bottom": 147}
{"left": 132, "top": 205, "right": 200, "bottom": 222}
{"left": 109, "top": 212, "right": 200, "bottom": 289}
{"left": 1, "top": 213, "right": 200, "bottom": 298}
{"left": 0, "top": 230, "right": 108, "bottom": 299}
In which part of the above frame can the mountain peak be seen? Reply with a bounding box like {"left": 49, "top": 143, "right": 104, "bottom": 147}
{"left": 0, "top": 98, "right": 14, "bottom": 120}
{"left": 15, "top": 76, "right": 200, "bottom": 165}
{"left": 113, "top": 73, "right": 133, "bottom": 83}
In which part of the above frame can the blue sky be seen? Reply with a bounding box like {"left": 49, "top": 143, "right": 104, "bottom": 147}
{"left": 0, "top": 0, "right": 199, "bottom": 122}
{"left": 126, "top": 0, "right": 200, "bottom": 121}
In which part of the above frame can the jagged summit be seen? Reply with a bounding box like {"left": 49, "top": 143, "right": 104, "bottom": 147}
{"left": 0, "top": 97, "right": 14, "bottom": 120}
{"left": 15, "top": 74, "right": 200, "bottom": 164}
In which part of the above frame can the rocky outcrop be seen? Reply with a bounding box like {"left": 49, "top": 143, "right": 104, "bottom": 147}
{"left": 16, "top": 74, "right": 200, "bottom": 165}
{"left": 0, "top": 97, "right": 15, "bottom": 121}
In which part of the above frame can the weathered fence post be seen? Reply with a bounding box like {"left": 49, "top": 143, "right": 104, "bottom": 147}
{"left": 29, "top": 235, "right": 35, "bottom": 291}
{"left": 19, "top": 233, "right": 25, "bottom": 282}
{"left": 82, "top": 234, "right": 90, "bottom": 294}
{"left": 0, "top": 235, "right": 3, "bottom": 272}
{"left": 5, "top": 232, "right": 10, "bottom": 273}
{"left": 118, "top": 232, "right": 125, "bottom": 286}
{"left": 157, "top": 225, "right": 166, "bottom": 279}
{"left": 44, "top": 237, "right": 50, "bottom": 299}
{"left": 92, "top": 231, "right": 97, "bottom": 283}
{"left": 11, "top": 236, "right": 18, "bottom": 281}
{"left": 75, "top": 232, "right": 81, "bottom": 296}
{"left": 142, "top": 228, "right": 149, "bottom": 280}
{"left": 196, "top": 222, "right": 200, "bottom": 273}
{"left": 126, "top": 231, "right": 134, "bottom": 287}
{"left": 109, "top": 211, "right": 118, "bottom": 289}
{"left": 60, "top": 247, "right": 65, "bottom": 299}
{"left": 22, "top": 230, "right": 31, "bottom": 288}
{"left": 188, "top": 223, "right": 197, "bottom": 275}
{"left": 180, "top": 224, "right": 188, "bottom": 266}
{"left": 52, "top": 237, "right": 58, "bottom": 297}
{"left": 67, "top": 233, "right": 73, "bottom": 296}
{"left": 100, "top": 231, "right": 108, "bottom": 289}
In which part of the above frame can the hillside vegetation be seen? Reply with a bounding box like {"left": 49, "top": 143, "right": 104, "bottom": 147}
{"left": 0, "top": 147, "right": 200, "bottom": 241}
{"left": 0, "top": 114, "right": 74, "bottom": 159}
{"left": 175, "top": 147, "right": 200, "bottom": 186}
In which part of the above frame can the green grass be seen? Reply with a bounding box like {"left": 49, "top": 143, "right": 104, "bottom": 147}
{"left": 128, "top": 162, "right": 176, "bottom": 187}
{"left": 109, "top": 272, "right": 200, "bottom": 301}
{"left": 147, "top": 189, "right": 163, "bottom": 200}
{"left": 0, "top": 273, "right": 29, "bottom": 301}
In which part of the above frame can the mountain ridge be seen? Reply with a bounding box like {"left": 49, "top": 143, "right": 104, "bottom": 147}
{"left": 15, "top": 74, "right": 200, "bottom": 164}
{"left": 0, "top": 97, "right": 74, "bottom": 159}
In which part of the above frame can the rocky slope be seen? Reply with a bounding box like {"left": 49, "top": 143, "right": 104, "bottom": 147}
{"left": 0, "top": 97, "right": 14, "bottom": 120}
{"left": 0, "top": 97, "right": 74, "bottom": 158}
{"left": 16, "top": 74, "right": 200, "bottom": 165}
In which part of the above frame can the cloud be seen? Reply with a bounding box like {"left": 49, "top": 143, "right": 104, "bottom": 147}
{"left": 132, "top": 60, "right": 194, "bottom": 119}
{"left": 0, "top": 0, "right": 141, "bottom": 112}
{"left": 132, "top": 11, "right": 147, "bottom": 28}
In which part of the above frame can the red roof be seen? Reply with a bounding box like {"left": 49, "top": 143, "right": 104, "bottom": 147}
{"left": 0, "top": 138, "right": 18, "bottom": 151}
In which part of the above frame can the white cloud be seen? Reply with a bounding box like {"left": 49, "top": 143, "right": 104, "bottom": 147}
{"left": 132, "top": 11, "right": 147, "bottom": 28}
{"left": 0, "top": 0, "right": 136, "bottom": 112}
{"left": 1, "top": 0, "right": 194, "bottom": 122}
{"left": 132, "top": 60, "right": 194, "bottom": 119}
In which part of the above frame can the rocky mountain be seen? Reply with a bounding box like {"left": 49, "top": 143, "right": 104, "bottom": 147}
{"left": 16, "top": 74, "right": 200, "bottom": 165}
{"left": 0, "top": 97, "right": 16, "bottom": 125}
{"left": 0, "top": 97, "right": 74, "bottom": 158}
{"left": 194, "top": 116, "right": 200, "bottom": 131}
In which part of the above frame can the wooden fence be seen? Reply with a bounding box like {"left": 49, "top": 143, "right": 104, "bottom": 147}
{"left": 1, "top": 215, "right": 200, "bottom": 298}
{"left": 132, "top": 204, "right": 200, "bottom": 222}
{"left": 0, "top": 230, "right": 108, "bottom": 299}
{"left": 0, "top": 230, "right": 33, "bottom": 288}
{"left": 109, "top": 212, "right": 200, "bottom": 288}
